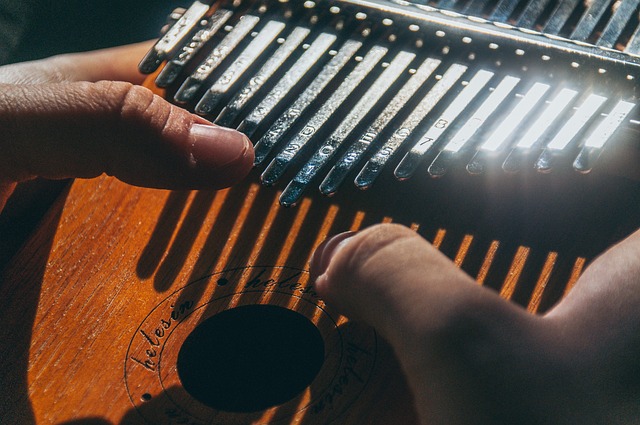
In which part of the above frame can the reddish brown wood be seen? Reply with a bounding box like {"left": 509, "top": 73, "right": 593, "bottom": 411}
{"left": 0, "top": 176, "right": 421, "bottom": 424}
{"left": 1, "top": 163, "right": 608, "bottom": 424}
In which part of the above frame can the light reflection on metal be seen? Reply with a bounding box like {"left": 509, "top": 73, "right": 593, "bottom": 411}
{"left": 480, "top": 82, "right": 550, "bottom": 152}
{"left": 516, "top": 88, "right": 578, "bottom": 149}
{"left": 584, "top": 100, "right": 636, "bottom": 149}
{"left": 546, "top": 93, "right": 607, "bottom": 150}
{"left": 443, "top": 75, "right": 520, "bottom": 153}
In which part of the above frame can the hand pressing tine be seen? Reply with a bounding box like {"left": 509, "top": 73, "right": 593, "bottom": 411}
{"left": 0, "top": 41, "right": 255, "bottom": 210}
{"left": 311, "top": 223, "right": 640, "bottom": 425}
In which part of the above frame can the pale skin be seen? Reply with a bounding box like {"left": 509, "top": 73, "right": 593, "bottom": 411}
{"left": 2, "top": 43, "right": 640, "bottom": 424}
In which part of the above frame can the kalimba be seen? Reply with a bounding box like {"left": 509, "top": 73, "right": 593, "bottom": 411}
{"left": 2, "top": 1, "right": 640, "bottom": 424}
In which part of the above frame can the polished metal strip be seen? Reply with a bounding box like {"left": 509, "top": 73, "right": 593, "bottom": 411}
{"left": 238, "top": 32, "right": 342, "bottom": 142}
{"left": 625, "top": 24, "right": 640, "bottom": 55}
{"left": 490, "top": 0, "right": 521, "bottom": 22}
{"left": 394, "top": 69, "right": 494, "bottom": 180}
{"left": 441, "top": 75, "right": 520, "bottom": 153}
{"left": 469, "top": 82, "right": 550, "bottom": 175}
{"left": 545, "top": 93, "right": 607, "bottom": 150}
{"left": 536, "top": 93, "right": 607, "bottom": 172}
{"left": 583, "top": 100, "right": 636, "bottom": 149}
{"left": 139, "top": 1, "right": 211, "bottom": 73}
{"left": 596, "top": 0, "right": 640, "bottom": 48}
{"left": 174, "top": 15, "right": 260, "bottom": 103}
{"left": 479, "top": 82, "right": 550, "bottom": 152}
{"left": 437, "top": 0, "right": 460, "bottom": 10}
{"left": 429, "top": 75, "right": 520, "bottom": 177}
{"left": 321, "top": 57, "right": 441, "bottom": 195}
{"left": 261, "top": 45, "right": 388, "bottom": 186}
{"left": 543, "top": 0, "right": 582, "bottom": 35}
{"left": 355, "top": 63, "right": 467, "bottom": 188}
{"left": 214, "top": 26, "right": 311, "bottom": 127}
{"left": 463, "top": 0, "right": 493, "bottom": 16}
{"left": 515, "top": 88, "right": 578, "bottom": 149}
{"left": 156, "top": 9, "right": 233, "bottom": 87}
{"left": 517, "top": 0, "right": 553, "bottom": 29}
{"left": 195, "top": 20, "right": 286, "bottom": 115}
{"left": 249, "top": 37, "right": 362, "bottom": 165}
{"left": 280, "top": 51, "right": 416, "bottom": 205}
{"left": 570, "top": 0, "right": 610, "bottom": 42}
{"left": 574, "top": 100, "right": 636, "bottom": 172}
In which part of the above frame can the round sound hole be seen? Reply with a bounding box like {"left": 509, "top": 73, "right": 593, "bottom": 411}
{"left": 177, "top": 304, "right": 325, "bottom": 412}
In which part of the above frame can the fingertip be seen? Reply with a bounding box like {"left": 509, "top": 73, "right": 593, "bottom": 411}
{"left": 309, "top": 231, "right": 357, "bottom": 281}
{"left": 189, "top": 123, "right": 254, "bottom": 176}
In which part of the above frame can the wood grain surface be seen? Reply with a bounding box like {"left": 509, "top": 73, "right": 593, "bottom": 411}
{"left": 3, "top": 163, "right": 639, "bottom": 424}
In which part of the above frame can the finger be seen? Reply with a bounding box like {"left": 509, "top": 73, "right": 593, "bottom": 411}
{"left": 0, "top": 182, "right": 17, "bottom": 212}
{"left": 310, "top": 225, "right": 544, "bottom": 420}
{"left": 0, "top": 41, "right": 154, "bottom": 85}
{"left": 312, "top": 224, "right": 533, "bottom": 342}
{"left": 545, "top": 228, "right": 640, "bottom": 359}
{"left": 0, "top": 81, "right": 254, "bottom": 189}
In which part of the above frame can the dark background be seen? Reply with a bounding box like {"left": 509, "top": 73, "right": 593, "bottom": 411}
{"left": 6, "top": 0, "right": 192, "bottom": 63}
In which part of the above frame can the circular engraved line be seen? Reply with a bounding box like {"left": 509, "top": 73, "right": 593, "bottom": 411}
{"left": 124, "top": 266, "right": 310, "bottom": 409}
{"left": 158, "top": 290, "right": 343, "bottom": 421}
{"left": 125, "top": 265, "right": 377, "bottom": 424}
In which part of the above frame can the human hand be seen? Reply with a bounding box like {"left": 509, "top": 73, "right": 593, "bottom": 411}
{"left": 311, "top": 224, "right": 640, "bottom": 424}
{"left": 0, "top": 41, "right": 254, "bottom": 210}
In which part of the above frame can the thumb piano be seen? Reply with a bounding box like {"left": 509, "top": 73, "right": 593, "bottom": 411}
{"left": 3, "top": 0, "right": 640, "bottom": 423}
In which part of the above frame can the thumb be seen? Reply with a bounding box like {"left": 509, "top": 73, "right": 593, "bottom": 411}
{"left": 0, "top": 81, "right": 254, "bottom": 189}
{"left": 0, "top": 41, "right": 155, "bottom": 85}
{"left": 310, "top": 224, "right": 542, "bottom": 423}
{"left": 311, "top": 224, "right": 526, "bottom": 342}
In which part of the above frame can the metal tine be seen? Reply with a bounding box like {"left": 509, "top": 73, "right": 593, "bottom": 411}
{"left": 394, "top": 69, "right": 494, "bottom": 181}
{"left": 570, "top": 0, "right": 610, "bottom": 42}
{"left": 625, "top": 24, "right": 640, "bottom": 54}
{"left": 463, "top": 0, "right": 495, "bottom": 16}
{"left": 195, "top": 20, "right": 286, "bottom": 116}
{"left": 174, "top": 15, "right": 260, "bottom": 104}
{"left": 248, "top": 37, "right": 359, "bottom": 163}
{"left": 490, "top": 0, "right": 525, "bottom": 22}
{"left": 236, "top": 32, "right": 342, "bottom": 140}
{"left": 279, "top": 51, "right": 416, "bottom": 206}
{"left": 574, "top": 100, "right": 636, "bottom": 173}
{"left": 261, "top": 45, "right": 388, "bottom": 187}
{"left": 596, "top": 0, "right": 640, "bottom": 48}
{"left": 467, "top": 82, "right": 550, "bottom": 175}
{"left": 517, "top": 0, "right": 553, "bottom": 29}
{"left": 535, "top": 93, "right": 608, "bottom": 173}
{"left": 355, "top": 63, "right": 467, "bottom": 189}
{"left": 543, "top": 0, "right": 581, "bottom": 35}
{"left": 156, "top": 9, "right": 233, "bottom": 88}
{"left": 503, "top": 87, "right": 578, "bottom": 173}
{"left": 430, "top": 75, "right": 520, "bottom": 178}
{"left": 321, "top": 57, "right": 442, "bottom": 196}
{"left": 436, "top": 0, "right": 462, "bottom": 11}
{"left": 213, "top": 26, "right": 311, "bottom": 128}
{"left": 139, "top": 0, "right": 211, "bottom": 74}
